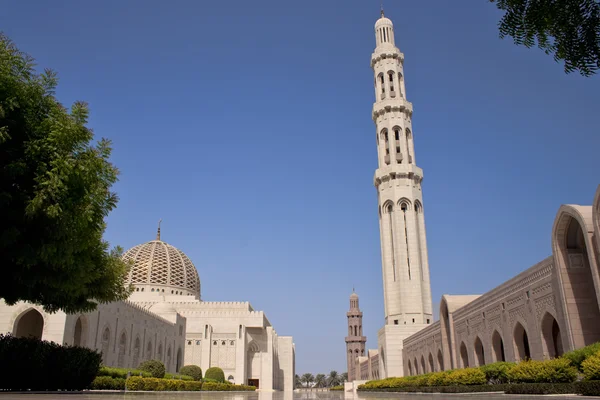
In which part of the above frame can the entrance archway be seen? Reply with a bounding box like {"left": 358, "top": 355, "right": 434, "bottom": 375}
{"left": 474, "top": 336, "right": 485, "bottom": 366}
{"left": 514, "top": 322, "right": 531, "bottom": 361}
{"left": 14, "top": 309, "right": 43, "bottom": 339}
{"left": 459, "top": 342, "right": 469, "bottom": 368}
{"left": 491, "top": 330, "right": 506, "bottom": 362}
{"left": 541, "top": 312, "right": 563, "bottom": 358}
{"left": 73, "top": 316, "right": 88, "bottom": 347}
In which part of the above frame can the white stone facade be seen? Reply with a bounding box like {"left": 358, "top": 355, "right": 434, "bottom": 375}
{"left": 0, "top": 232, "right": 295, "bottom": 391}
{"left": 402, "top": 186, "right": 600, "bottom": 375}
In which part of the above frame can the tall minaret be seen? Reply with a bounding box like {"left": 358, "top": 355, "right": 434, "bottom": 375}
{"left": 345, "top": 291, "right": 366, "bottom": 381}
{"left": 371, "top": 10, "right": 433, "bottom": 327}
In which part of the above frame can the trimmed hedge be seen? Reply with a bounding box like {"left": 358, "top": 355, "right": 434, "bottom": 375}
{"left": 358, "top": 384, "right": 510, "bottom": 393}
{"left": 164, "top": 373, "right": 194, "bottom": 381}
{"left": 506, "top": 358, "right": 577, "bottom": 383}
{"left": 505, "top": 382, "right": 576, "bottom": 395}
{"left": 577, "top": 380, "right": 600, "bottom": 396}
{"left": 444, "top": 368, "right": 486, "bottom": 385}
{"left": 179, "top": 365, "right": 202, "bottom": 381}
{"left": 98, "top": 366, "right": 152, "bottom": 379}
{"left": 138, "top": 359, "right": 166, "bottom": 378}
{"left": 126, "top": 376, "right": 202, "bottom": 391}
{"left": 90, "top": 376, "right": 126, "bottom": 390}
{"left": 202, "top": 382, "right": 256, "bottom": 391}
{"left": 563, "top": 341, "right": 600, "bottom": 371}
{"left": 330, "top": 385, "right": 344, "bottom": 391}
{"left": 0, "top": 334, "right": 101, "bottom": 391}
{"left": 205, "top": 367, "right": 225, "bottom": 383}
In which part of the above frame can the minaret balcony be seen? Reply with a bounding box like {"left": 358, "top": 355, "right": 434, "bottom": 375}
{"left": 372, "top": 98, "right": 413, "bottom": 120}
{"left": 345, "top": 336, "right": 367, "bottom": 343}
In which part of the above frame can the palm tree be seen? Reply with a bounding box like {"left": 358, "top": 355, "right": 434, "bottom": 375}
{"left": 341, "top": 372, "right": 348, "bottom": 383}
{"left": 301, "top": 373, "right": 315, "bottom": 388}
{"left": 315, "top": 374, "right": 326, "bottom": 388}
{"left": 295, "top": 374, "right": 302, "bottom": 389}
{"left": 328, "top": 370, "right": 341, "bottom": 387}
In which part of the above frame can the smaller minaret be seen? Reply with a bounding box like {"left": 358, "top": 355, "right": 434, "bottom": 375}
{"left": 345, "top": 290, "right": 366, "bottom": 381}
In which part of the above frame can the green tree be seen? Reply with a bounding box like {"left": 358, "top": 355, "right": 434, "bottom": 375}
{"left": 314, "top": 373, "right": 326, "bottom": 388}
{"left": 491, "top": 0, "right": 600, "bottom": 76}
{"left": 0, "top": 34, "right": 130, "bottom": 313}
{"left": 301, "top": 373, "right": 314, "bottom": 388}
{"left": 328, "top": 370, "right": 341, "bottom": 387}
{"left": 341, "top": 372, "right": 348, "bottom": 382}
{"left": 295, "top": 374, "right": 302, "bottom": 389}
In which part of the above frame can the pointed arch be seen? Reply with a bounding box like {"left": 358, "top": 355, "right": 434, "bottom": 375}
{"left": 437, "top": 349, "right": 444, "bottom": 371}
{"left": 407, "top": 359, "right": 413, "bottom": 376}
{"left": 428, "top": 352, "right": 434, "bottom": 372}
{"left": 491, "top": 330, "right": 506, "bottom": 362}
{"left": 459, "top": 342, "right": 469, "bottom": 368}
{"left": 541, "top": 312, "right": 564, "bottom": 358}
{"left": 414, "top": 357, "right": 419, "bottom": 375}
{"left": 118, "top": 330, "right": 127, "bottom": 367}
{"left": 13, "top": 308, "right": 43, "bottom": 340}
{"left": 146, "top": 340, "right": 153, "bottom": 361}
{"left": 133, "top": 336, "right": 141, "bottom": 368}
{"left": 474, "top": 336, "right": 485, "bottom": 366}
{"left": 101, "top": 326, "right": 111, "bottom": 363}
{"left": 73, "top": 315, "right": 88, "bottom": 347}
{"left": 514, "top": 322, "right": 531, "bottom": 361}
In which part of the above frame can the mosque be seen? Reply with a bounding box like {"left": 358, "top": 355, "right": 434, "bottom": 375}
{"left": 0, "top": 225, "right": 295, "bottom": 391}
{"left": 345, "top": 10, "right": 600, "bottom": 385}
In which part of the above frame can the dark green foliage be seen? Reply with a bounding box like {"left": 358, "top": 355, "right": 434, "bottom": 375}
{"left": 505, "top": 382, "right": 576, "bottom": 394}
{"left": 98, "top": 366, "right": 151, "bottom": 378}
{"left": 125, "top": 376, "right": 203, "bottom": 391}
{"left": 205, "top": 367, "right": 225, "bottom": 383}
{"left": 358, "top": 384, "right": 511, "bottom": 393}
{"left": 138, "top": 359, "right": 166, "bottom": 379}
{"left": 480, "top": 361, "right": 516, "bottom": 384}
{"left": 563, "top": 341, "right": 600, "bottom": 371}
{"left": 90, "top": 376, "right": 125, "bottom": 390}
{"left": 506, "top": 358, "right": 578, "bottom": 383}
{"left": 0, "top": 34, "right": 130, "bottom": 313}
{"left": 201, "top": 382, "right": 256, "bottom": 391}
{"left": 576, "top": 380, "right": 600, "bottom": 396}
{"left": 0, "top": 334, "right": 101, "bottom": 391}
{"left": 491, "top": 0, "right": 600, "bottom": 76}
{"left": 179, "top": 365, "right": 202, "bottom": 381}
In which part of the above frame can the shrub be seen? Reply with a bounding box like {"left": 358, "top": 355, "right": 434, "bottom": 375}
{"left": 576, "top": 380, "right": 600, "bottom": 396}
{"left": 563, "top": 341, "right": 600, "bottom": 371}
{"left": 444, "top": 368, "right": 486, "bottom": 386}
{"left": 179, "top": 365, "right": 203, "bottom": 381}
{"left": 504, "top": 382, "right": 576, "bottom": 395}
{"left": 507, "top": 358, "right": 577, "bottom": 383}
{"left": 358, "top": 384, "right": 510, "bottom": 393}
{"left": 138, "top": 359, "right": 166, "bottom": 378}
{"left": 330, "top": 385, "right": 344, "bottom": 391}
{"left": 0, "top": 334, "right": 101, "bottom": 391}
{"left": 427, "top": 371, "right": 452, "bottom": 386}
{"left": 90, "top": 376, "right": 125, "bottom": 390}
{"left": 164, "top": 373, "right": 194, "bottom": 381}
{"left": 205, "top": 367, "right": 225, "bottom": 383}
{"left": 125, "top": 376, "right": 203, "bottom": 391}
{"left": 202, "top": 382, "right": 255, "bottom": 391}
{"left": 98, "top": 366, "right": 152, "bottom": 379}
{"left": 582, "top": 353, "right": 600, "bottom": 380}
{"left": 479, "top": 361, "right": 516, "bottom": 384}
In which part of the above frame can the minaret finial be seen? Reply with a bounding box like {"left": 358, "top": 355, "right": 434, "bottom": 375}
{"left": 156, "top": 219, "right": 162, "bottom": 241}
{"left": 380, "top": 2, "right": 384, "bottom": 17}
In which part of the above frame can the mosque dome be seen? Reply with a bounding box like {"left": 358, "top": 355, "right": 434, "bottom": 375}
{"left": 123, "top": 225, "right": 201, "bottom": 298}
{"left": 350, "top": 292, "right": 359, "bottom": 299}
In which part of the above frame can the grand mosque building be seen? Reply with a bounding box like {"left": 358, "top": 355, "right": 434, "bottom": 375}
{"left": 346, "top": 11, "right": 600, "bottom": 385}
{"left": 0, "top": 226, "right": 295, "bottom": 391}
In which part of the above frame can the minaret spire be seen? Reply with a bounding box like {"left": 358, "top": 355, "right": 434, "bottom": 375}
{"left": 380, "top": 3, "right": 384, "bottom": 17}
{"left": 156, "top": 219, "right": 162, "bottom": 241}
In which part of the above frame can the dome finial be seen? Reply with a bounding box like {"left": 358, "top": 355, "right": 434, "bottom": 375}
{"left": 156, "top": 219, "right": 162, "bottom": 241}
{"left": 380, "top": 2, "right": 384, "bottom": 17}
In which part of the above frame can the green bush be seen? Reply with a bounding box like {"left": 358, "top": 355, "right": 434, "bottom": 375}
{"left": 506, "top": 358, "right": 577, "bottom": 383}
{"left": 563, "top": 341, "right": 600, "bottom": 371}
{"left": 205, "top": 367, "right": 225, "bottom": 383}
{"left": 164, "top": 373, "right": 194, "bottom": 381}
{"left": 479, "top": 361, "right": 516, "bottom": 384}
{"left": 504, "top": 382, "right": 576, "bottom": 395}
{"left": 126, "top": 376, "right": 203, "bottom": 391}
{"left": 179, "top": 365, "right": 202, "bottom": 381}
{"left": 426, "top": 371, "right": 452, "bottom": 386}
{"left": 576, "top": 380, "right": 600, "bottom": 396}
{"left": 202, "top": 382, "right": 255, "bottom": 391}
{"left": 358, "top": 384, "right": 510, "bottom": 393}
{"left": 0, "top": 334, "right": 101, "bottom": 391}
{"left": 138, "top": 359, "right": 166, "bottom": 378}
{"left": 582, "top": 353, "right": 600, "bottom": 380}
{"left": 90, "top": 376, "right": 126, "bottom": 390}
{"left": 330, "top": 385, "right": 344, "bottom": 391}
{"left": 444, "top": 368, "right": 486, "bottom": 386}
{"left": 98, "top": 366, "right": 152, "bottom": 379}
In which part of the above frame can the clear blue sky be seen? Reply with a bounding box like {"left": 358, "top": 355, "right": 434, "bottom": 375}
{"left": 3, "top": 0, "right": 599, "bottom": 376}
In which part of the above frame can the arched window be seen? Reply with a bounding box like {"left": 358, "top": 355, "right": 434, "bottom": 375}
{"left": 388, "top": 71, "right": 395, "bottom": 94}
{"left": 492, "top": 330, "right": 506, "bottom": 362}
{"left": 381, "top": 129, "right": 390, "bottom": 165}
{"left": 401, "top": 202, "right": 412, "bottom": 280}
{"left": 393, "top": 127, "right": 402, "bottom": 163}
{"left": 118, "top": 331, "right": 127, "bottom": 367}
{"left": 133, "top": 337, "right": 141, "bottom": 368}
{"left": 405, "top": 128, "right": 413, "bottom": 164}
{"left": 146, "top": 340, "right": 153, "bottom": 361}
{"left": 101, "top": 327, "right": 111, "bottom": 363}
{"left": 378, "top": 73, "right": 385, "bottom": 97}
